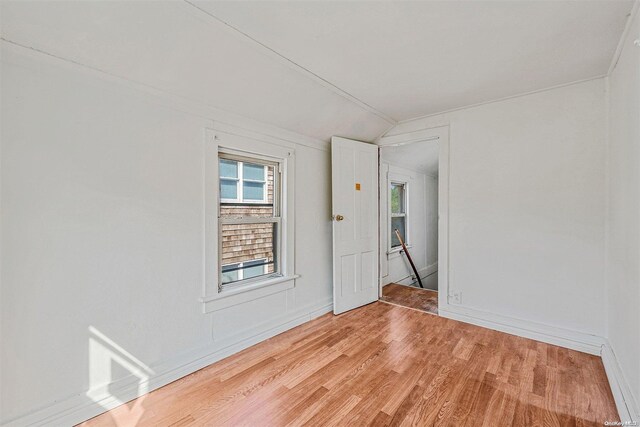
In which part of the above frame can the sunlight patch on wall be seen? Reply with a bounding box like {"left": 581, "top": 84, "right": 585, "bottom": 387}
{"left": 87, "top": 326, "right": 154, "bottom": 426}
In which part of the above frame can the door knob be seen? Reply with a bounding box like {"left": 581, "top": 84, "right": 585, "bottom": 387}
{"left": 335, "top": 215, "right": 344, "bottom": 221}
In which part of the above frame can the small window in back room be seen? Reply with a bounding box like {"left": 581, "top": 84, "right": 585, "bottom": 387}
{"left": 218, "top": 153, "right": 281, "bottom": 291}
{"left": 390, "top": 182, "right": 407, "bottom": 248}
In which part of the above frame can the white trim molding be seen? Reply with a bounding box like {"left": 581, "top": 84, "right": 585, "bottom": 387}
{"left": 376, "top": 125, "right": 449, "bottom": 304}
{"left": 377, "top": 128, "right": 441, "bottom": 147}
{"left": 203, "top": 123, "right": 297, "bottom": 310}
{"left": 601, "top": 341, "right": 640, "bottom": 423}
{"left": 439, "top": 304, "right": 606, "bottom": 355}
{"left": 200, "top": 274, "right": 299, "bottom": 312}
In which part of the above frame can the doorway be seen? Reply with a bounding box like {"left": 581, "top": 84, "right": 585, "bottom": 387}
{"left": 329, "top": 128, "right": 448, "bottom": 316}
{"left": 377, "top": 128, "right": 447, "bottom": 315}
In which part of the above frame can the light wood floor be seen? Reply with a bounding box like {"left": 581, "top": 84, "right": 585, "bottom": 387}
{"left": 82, "top": 302, "right": 618, "bottom": 427}
{"left": 380, "top": 283, "right": 438, "bottom": 314}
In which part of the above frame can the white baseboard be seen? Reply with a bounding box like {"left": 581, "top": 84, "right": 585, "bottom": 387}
{"left": 420, "top": 263, "right": 438, "bottom": 278}
{"left": 601, "top": 341, "right": 640, "bottom": 423}
{"left": 439, "top": 304, "right": 605, "bottom": 355}
{"left": 2, "top": 301, "right": 333, "bottom": 427}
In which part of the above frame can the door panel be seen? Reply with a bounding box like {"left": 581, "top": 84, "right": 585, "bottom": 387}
{"left": 332, "top": 136, "right": 379, "bottom": 314}
{"left": 361, "top": 251, "right": 376, "bottom": 290}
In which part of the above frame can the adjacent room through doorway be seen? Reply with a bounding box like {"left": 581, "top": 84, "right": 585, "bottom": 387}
{"left": 379, "top": 138, "right": 440, "bottom": 315}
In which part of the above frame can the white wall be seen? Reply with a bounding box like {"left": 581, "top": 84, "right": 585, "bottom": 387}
{"left": 606, "top": 5, "right": 640, "bottom": 420}
{"left": 0, "top": 43, "right": 333, "bottom": 425}
{"left": 384, "top": 78, "right": 608, "bottom": 339}
{"left": 379, "top": 162, "right": 438, "bottom": 287}
{"left": 425, "top": 174, "right": 439, "bottom": 281}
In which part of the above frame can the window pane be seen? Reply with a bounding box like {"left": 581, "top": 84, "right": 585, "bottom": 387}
{"left": 243, "top": 181, "right": 265, "bottom": 201}
{"left": 220, "top": 159, "right": 238, "bottom": 178}
{"left": 243, "top": 162, "right": 265, "bottom": 181}
{"left": 391, "top": 217, "right": 406, "bottom": 247}
{"left": 390, "top": 183, "right": 405, "bottom": 214}
{"left": 221, "top": 222, "right": 276, "bottom": 284}
{"left": 220, "top": 179, "right": 238, "bottom": 200}
{"left": 243, "top": 260, "right": 267, "bottom": 280}
{"left": 221, "top": 265, "right": 239, "bottom": 284}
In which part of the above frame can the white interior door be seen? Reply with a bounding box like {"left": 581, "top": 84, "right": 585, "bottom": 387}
{"left": 332, "top": 136, "right": 379, "bottom": 314}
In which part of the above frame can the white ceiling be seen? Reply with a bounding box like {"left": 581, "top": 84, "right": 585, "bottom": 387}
{"left": 1, "top": 1, "right": 633, "bottom": 143}
{"left": 381, "top": 140, "right": 440, "bottom": 176}
{"left": 0, "top": 1, "right": 392, "bottom": 142}
{"left": 193, "top": 0, "right": 633, "bottom": 122}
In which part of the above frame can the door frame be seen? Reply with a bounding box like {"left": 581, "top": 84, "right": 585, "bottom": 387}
{"left": 376, "top": 125, "right": 450, "bottom": 312}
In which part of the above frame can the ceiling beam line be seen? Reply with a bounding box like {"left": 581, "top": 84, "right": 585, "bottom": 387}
{"left": 182, "top": 0, "right": 397, "bottom": 126}
{"left": 393, "top": 75, "right": 607, "bottom": 126}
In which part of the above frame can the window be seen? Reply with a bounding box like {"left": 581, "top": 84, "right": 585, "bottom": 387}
{"left": 218, "top": 153, "right": 281, "bottom": 291}
{"left": 390, "top": 182, "right": 407, "bottom": 248}
{"left": 220, "top": 159, "right": 268, "bottom": 203}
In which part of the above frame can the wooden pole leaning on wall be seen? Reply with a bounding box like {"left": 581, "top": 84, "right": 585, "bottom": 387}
{"left": 394, "top": 228, "right": 424, "bottom": 289}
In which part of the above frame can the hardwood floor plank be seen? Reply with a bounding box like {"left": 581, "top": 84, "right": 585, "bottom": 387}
{"left": 280, "top": 386, "right": 329, "bottom": 426}
{"left": 370, "top": 411, "right": 392, "bottom": 427}
{"left": 81, "top": 302, "right": 619, "bottom": 427}
{"left": 387, "top": 384, "right": 426, "bottom": 427}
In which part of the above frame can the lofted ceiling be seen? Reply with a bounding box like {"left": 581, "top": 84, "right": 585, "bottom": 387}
{"left": 1, "top": 0, "right": 634, "bottom": 143}
{"left": 192, "top": 0, "right": 633, "bottom": 121}
{"left": 0, "top": 1, "right": 392, "bottom": 142}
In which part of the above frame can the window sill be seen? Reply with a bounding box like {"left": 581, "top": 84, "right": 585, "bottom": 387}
{"left": 201, "top": 274, "right": 299, "bottom": 313}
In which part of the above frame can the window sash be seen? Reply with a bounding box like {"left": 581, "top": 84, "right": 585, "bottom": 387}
{"left": 219, "top": 166, "right": 267, "bottom": 203}
{"left": 219, "top": 154, "right": 276, "bottom": 206}
{"left": 219, "top": 216, "right": 280, "bottom": 225}
{"left": 218, "top": 219, "right": 282, "bottom": 291}
{"left": 218, "top": 152, "right": 282, "bottom": 292}
{"left": 389, "top": 181, "right": 408, "bottom": 249}
{"left": 390, "top": 182, "right": 406, "bottom": 214}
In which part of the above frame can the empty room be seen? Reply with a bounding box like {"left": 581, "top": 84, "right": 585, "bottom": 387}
{"left": 1, "top": 1, "right": 639, "bottom": 426}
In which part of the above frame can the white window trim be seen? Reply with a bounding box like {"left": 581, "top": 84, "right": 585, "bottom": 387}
{"left": 201, "top": 125, "right": 297, "bottom": 313}
{"left": 388, "top": 178, "right": 410, "bottom": 254}
{"left": 220, "top": 159, "right": 268, "bottom": 204}
{"left": 218, "top": 154, "right": 281, "bottom": 292}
